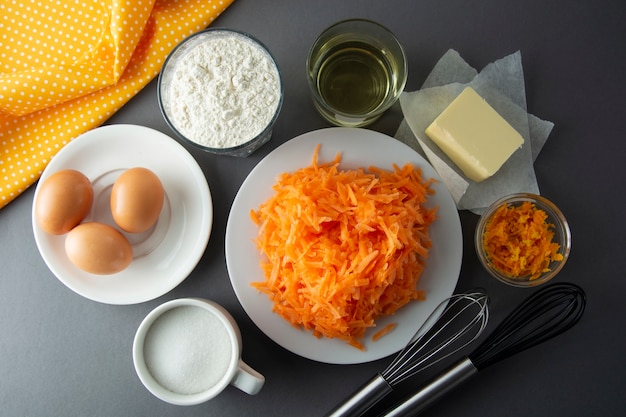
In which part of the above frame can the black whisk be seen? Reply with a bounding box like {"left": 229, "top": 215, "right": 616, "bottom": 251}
{"left": 379, "top": 282, "right": 586, "bottom": 417}
{"left": 325, "top": 290, "right": 489, "bottom": 417}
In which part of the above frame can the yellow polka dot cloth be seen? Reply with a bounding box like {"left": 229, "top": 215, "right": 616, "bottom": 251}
{"left": 0, "top": 0, "right": 235, "bottom": 208}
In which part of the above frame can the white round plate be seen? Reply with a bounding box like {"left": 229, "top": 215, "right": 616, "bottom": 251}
{"left": 226, "top": 128, "right": 462, "bottom": 364}
{"left": 32, "top": 124, "right": 213, "bottom": 305}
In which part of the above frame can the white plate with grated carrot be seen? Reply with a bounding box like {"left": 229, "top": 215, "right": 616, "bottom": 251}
{"left": 225, "top": 128, "right": 462, "bottom": 364}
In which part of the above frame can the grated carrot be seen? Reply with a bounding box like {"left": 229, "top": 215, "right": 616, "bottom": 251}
{"left": 250, "top": 144, "right": 437, "bottom": 350}
{"left": 372, "top": 323, "right": 398, "bottom": 342}
{"left": 483, "top": 201, "right": 564, "bottom": 280}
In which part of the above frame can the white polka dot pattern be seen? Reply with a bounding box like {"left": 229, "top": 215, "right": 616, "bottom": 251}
{"left": 0, "top": 0, "right": 234, "bottom": 208}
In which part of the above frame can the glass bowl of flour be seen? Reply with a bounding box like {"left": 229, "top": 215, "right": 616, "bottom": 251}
{"left": 158, "top": 29, "right": 283, "bottom": 157}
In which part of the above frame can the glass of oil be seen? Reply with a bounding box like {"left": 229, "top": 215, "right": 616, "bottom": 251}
{"left": 306, "top": 19, "right": 407, "bottom": 127}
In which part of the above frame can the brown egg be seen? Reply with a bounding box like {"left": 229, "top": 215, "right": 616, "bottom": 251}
{"left": 110, "top": 167, "right": 165, "bottom": 234}
{"left": 35, "top": 169, "right": 94, "bottom": 235}
{"left": 65, "top": 222, "right": 133, "bottom": 275}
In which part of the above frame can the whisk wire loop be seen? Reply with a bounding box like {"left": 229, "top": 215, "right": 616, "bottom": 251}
{"left": 470, "top": 283, "right": 586, "bottom": 370}
{"left": 384, "top": 297, "right": 468, "bottom": 380}
{"left": 324, "top": 290, "right": 490, "bottom": 417}
{"left": 383, "top": 291, "right": 489, "bottom": 386}
{"left": 376, "top": 283, "right": 587, "bottom": 417}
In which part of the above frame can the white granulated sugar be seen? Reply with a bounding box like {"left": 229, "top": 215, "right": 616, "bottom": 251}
{"left": 168, "top": 33, "right": 281, "bottom": 149}
{"left": 143, "top": 306, "right": 233, "bottom": 395}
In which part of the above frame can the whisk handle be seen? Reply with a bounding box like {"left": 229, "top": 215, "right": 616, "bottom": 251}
{"left": 380, "top": 357, "right": 478, "bottom": 417}
{"left": 324, "top": 374, "right": 392, "bottom": 417}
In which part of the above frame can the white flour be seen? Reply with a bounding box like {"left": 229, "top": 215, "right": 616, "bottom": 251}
{"left": 167, "top": 32, "right": 281, "bottom": 148}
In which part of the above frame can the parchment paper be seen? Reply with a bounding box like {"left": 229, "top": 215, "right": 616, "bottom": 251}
{"left": 395, "top": 49, "right": 554, "bottom": 213}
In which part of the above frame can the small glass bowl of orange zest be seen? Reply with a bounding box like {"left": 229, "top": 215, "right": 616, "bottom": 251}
{"left": 475, "top": 193, "right": 571, "bottom": 287}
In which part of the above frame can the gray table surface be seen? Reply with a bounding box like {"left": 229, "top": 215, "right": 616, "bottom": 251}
{"left": 2, "top": 1, "right": 625, "bottom": 416}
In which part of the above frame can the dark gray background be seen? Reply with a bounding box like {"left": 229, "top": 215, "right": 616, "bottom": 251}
{"left": 1, "top": 1, "right": 625, "bottom": 416}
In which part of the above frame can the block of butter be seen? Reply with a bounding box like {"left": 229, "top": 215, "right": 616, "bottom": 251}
{"left": 425, "top": 87, "right": 524, "bottom": 182}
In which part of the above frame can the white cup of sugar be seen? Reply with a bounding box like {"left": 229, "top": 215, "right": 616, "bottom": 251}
{"left": 132, "top": 298, "right": 265, "bottom": 405}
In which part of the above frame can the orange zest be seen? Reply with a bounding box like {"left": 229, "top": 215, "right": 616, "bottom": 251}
{"left": 250, "top": 144, "right": 437, "bottom": 350}
{"left": 483, "top": 201, "right": 564, "bottom": 280}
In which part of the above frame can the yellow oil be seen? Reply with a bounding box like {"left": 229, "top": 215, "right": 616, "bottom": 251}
{"left": 315, "top": 41, "right": 396, "bottom": 116}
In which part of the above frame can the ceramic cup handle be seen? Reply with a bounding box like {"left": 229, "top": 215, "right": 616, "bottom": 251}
{"left": 231, "top": 359, "right": 265, "bottom": 395}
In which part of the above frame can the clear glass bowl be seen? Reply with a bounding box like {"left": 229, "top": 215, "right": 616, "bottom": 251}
{"left": 158, "top": 29, "right": 283, "bottom": 157}
{"left": 475, "top": 193, "right": 571, "bottom": 287}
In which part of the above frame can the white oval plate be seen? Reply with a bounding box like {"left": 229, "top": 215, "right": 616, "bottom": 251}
{"left": 226, "top": 128, "right": 462, "bottom": 364}
{"left": 32, "top": 124, "right": 213, "bottom": 305}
